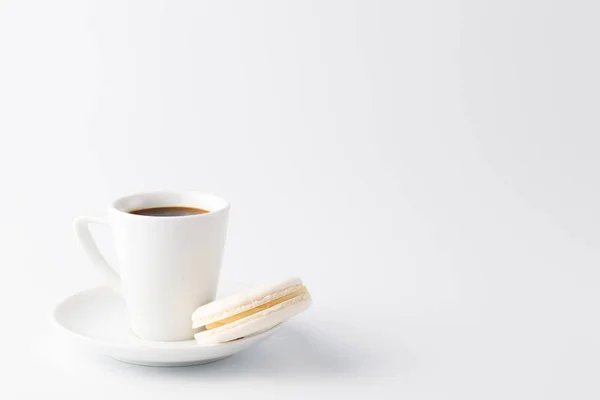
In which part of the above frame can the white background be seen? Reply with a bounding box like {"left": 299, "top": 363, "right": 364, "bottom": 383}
{"left": 1, "top": 0, "right": 599, "bottom": 398}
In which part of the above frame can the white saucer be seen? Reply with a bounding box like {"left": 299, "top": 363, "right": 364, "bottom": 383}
{"left": 53, "top": 282, "right": 281, "bottom": 367}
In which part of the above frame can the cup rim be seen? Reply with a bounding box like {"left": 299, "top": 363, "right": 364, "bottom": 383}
{"left": 110, "top": 190, "right": 230, "bottom": 220}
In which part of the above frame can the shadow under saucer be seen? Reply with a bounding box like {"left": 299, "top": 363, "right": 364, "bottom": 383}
{"left": 106, "top": 321, "right": 382, "bottom": 381}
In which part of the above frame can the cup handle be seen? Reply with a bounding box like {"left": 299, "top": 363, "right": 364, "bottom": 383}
{"left": 73, "top": 216, "right": 121, "bottom": 293}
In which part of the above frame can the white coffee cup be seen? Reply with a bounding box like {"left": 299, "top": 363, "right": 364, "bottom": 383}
{"left": 74, "top": 191, "right": 230, "bottom": 342}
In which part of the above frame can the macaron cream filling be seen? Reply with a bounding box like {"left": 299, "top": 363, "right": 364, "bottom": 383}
{"left": 204, "top": 286, "right": 309, "bottom": 330}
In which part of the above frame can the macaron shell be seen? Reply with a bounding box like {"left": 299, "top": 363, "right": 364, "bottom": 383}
{"left": 192, "top": 277, "right": 303, "bottom": 328}
{"left": 194, "top": 293, "right": 311, "bottom": 345}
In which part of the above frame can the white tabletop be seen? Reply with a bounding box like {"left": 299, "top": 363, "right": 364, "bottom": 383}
{"left": 1, "top": 1, "right": 599, "bottom": 398}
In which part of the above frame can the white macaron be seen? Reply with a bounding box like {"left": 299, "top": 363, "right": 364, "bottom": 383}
{"left": 192, "top": 277, "right": 311, "bottom": 345}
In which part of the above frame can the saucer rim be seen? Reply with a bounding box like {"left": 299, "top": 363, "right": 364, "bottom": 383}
{"left": 52, "top": 286, "right": 282, "bottom": 351}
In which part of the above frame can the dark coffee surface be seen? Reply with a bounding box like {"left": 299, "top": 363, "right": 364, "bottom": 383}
{"left": 129, "top": 206, "right": 209, "bottom": 217}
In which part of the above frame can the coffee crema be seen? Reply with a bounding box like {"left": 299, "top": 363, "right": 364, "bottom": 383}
{"left": 129, "top": 206, "right": 210, "bottom": 217}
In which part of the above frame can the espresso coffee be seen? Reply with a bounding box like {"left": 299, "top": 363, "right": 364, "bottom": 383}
{"left": 130, "top": 206, "right": 209, "bottom": 217}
